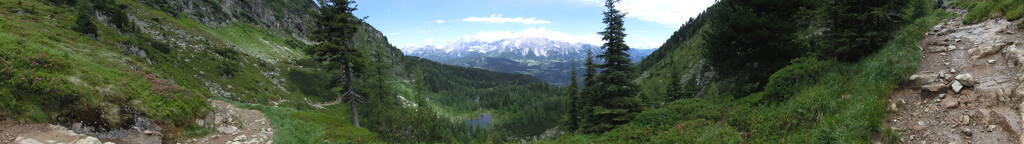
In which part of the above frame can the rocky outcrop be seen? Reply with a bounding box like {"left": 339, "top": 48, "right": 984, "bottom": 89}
{"left": 144, "top": 0, "right": 317, "bottom": 38}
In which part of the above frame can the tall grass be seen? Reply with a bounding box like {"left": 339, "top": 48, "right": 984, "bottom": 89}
{"left": 960, "top": 0, "right": 1024, "bottom": 23}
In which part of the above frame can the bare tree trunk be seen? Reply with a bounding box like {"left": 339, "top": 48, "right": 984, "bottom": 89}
{"left": 351, "top": 102, "right": 360, "bottom": 127}
{"left": 345, "top": 65, "right": 361, "bottom": 128}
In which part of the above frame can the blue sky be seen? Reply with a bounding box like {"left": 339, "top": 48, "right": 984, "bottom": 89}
{"left": 350, "top": 0, "right": 716, "bottom": 50}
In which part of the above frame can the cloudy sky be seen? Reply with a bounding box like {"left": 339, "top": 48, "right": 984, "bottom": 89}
{"left": 351, "top": 0, "right": 717, "bottom": 50}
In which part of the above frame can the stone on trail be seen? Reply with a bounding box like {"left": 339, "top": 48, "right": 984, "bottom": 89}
{"left": 941, "top": 96, "right": 959, "bottom": 109}
{"left": 955, "top": 74, "right": 976, "bottom": 87}
{"left": 952, "top": 80, "right": 964, "bottom": 93}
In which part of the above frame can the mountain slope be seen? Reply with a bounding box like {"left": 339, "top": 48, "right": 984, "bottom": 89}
{"left": 0, "top": 0, "right": 564, "bottom": 143}
{"left": 542, "top": 0, "right": 950, "bottom": 143}
{"left": 405, "top": 37, "right": 654, "bottom": 85}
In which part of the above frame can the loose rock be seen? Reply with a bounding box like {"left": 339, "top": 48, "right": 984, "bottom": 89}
{"left": 951, "top": 80, "right": 964, "bottom": 93}
{"left": 960, "top": 115, "right": 970, "bottom": 125}
{"left": 941, "top": 96, "right": 959, "bottom": 109}
{"left": 955, "top": 74, "right": 976, "bottom": 87}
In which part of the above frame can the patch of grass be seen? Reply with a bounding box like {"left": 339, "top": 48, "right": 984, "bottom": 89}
{"left": 959, "top": 0, "right": 1024, "bottom": 23}
{"left": 189, "top": 19, "right": 306, "bottom": 62}
{"left": 183, "top": 123, "right": 213, "bottom": 138}
{"left": 234, "top": 102, "right": 383, "bottom": 144}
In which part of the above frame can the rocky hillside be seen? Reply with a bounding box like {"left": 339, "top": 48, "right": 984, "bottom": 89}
{"left": 141, "top": 0, "right": 317, "bottom": 39}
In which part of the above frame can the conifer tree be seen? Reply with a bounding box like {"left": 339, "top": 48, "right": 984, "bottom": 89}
{"left": 566, "top": 59, "right": 581, "bottom": 130}
{"left": 308, "top": 0, "right": 370, "bottom": 127}
{"left": 582, "top": 0, "right": 640, "bottom": 133}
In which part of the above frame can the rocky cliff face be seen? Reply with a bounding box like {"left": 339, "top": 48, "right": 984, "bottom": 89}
{"left": 144, "top": 0, "right": 317, "bottom": 38}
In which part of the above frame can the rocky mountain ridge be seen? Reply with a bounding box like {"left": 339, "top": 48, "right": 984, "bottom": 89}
{"left": 403, "top": 37, "right": 654, "bottom": 84}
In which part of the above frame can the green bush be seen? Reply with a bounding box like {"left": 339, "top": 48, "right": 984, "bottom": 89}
{"left": 1007, "top": 4, "right": 1024, "bottom": 20}
{"left": 631, "top": 99, "right": 721, "bottom": 127}
{"left": 651, "top": 120, "right": 743, "bottom": 144}
{"left": 762, "top": 58, "right": 834, "bottom": 102}
{"left": 73, "top": 12, "right": 97, "bottom": 35}
{"left": 218, "top": 62, "right": 239, "bottom": 77}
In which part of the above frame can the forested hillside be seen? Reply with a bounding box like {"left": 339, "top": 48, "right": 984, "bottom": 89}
{"left": 548, "top": 0, "right": 958, "bottom": 143}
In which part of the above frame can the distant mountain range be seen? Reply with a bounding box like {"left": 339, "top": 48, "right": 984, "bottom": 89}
{"left": 402, "top": 37, "right": 655, "bottom": 85}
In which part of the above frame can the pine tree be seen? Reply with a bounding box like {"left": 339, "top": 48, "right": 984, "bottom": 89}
{"left": 582, "top": 0, "right": 640, "bottom": 133}
{"left": 566, "top": 59, "right": 581, "bottom": 130}
{"left": 578, "top": 50, "right": 597, "bottom": 131}
{"left": 820, "top": 0, "right": 909, "bottom": 61}
{"left": 307, "top": 0, "right": 370, "bottom": 127}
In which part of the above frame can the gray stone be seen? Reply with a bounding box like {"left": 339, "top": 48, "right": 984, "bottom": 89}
{"left": 218, "top": 126, "right": 239, "bottom": 134}
{"left": 960, "top": 115, "right": 970, "bottom": 125}
{"left": 942, "top": 96, "right": 959, "bottom": 109}
{"left": 955, "top": 74, "right": 976, "bottom": 87}
{"left": 923, "top": 83, "right": 947, "bottom": 92}
{"left": 72, "top": 137, "right": 102, "bottom": 144}
{"left": 14, "top": 137, "right": 43, "bottom": 144}
{"left": 952, "top": 80, "right": 964, "bottom": 93}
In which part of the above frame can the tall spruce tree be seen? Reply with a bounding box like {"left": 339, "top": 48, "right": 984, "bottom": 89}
{"left": 566, "top": 60, "right": 581, "bottom": 130}
{"left": 582, "top": 0, "right": 640, "bottom": 133}
{"left": 308, "top": 0, "right": 370, "bottom": 127}
{"left": 578, "top": 50, "right": 597, "bottom": 131}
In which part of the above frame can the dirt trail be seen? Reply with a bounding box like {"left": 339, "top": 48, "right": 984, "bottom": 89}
{"left": 187, "top": 100, "right": 275, "bottom": 144}
{"left": 0, "top": 121, "right": 111, "bottom": 144}
{"left": 887, "top": 10, "right": 1023, "bottom": 143}
{"left": 0, "top": 99, "right": 276, "bottom": 144}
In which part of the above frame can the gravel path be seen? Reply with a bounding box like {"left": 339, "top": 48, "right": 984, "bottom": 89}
{"left": 887, "top": 9, "right": 1024, "bottom": 143}
{"left": 187, "top": 100, "right": 275, "bottom": 144}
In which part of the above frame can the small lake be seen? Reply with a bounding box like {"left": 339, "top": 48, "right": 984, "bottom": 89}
{"left": 466, "top": 114, "right": 493, "bottom": 129}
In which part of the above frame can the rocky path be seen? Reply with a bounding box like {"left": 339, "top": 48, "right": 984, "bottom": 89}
{"left": 187, "top": 100, "right": 275, "bottom": 144}
{"left": 887, "top": 11, "right": 1023, "bottom": 143}
{"left": 0, "top": 99, "right": 276, "bottom": 144}
{"left": 0, "top": 121, "right": 111, "bottom": 144}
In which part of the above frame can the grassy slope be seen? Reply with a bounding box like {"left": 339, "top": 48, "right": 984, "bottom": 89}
{"left": 956, "top": 0, "right": 1024, "bottom": 23}
{"left": 539, "top": 2, "right": 952, "bottom": 143}
{"left": 2, "top": 0, "right": 563, "bottom": 143}
{"left": 0, "top": 0, "right": 381, "bottom": 142}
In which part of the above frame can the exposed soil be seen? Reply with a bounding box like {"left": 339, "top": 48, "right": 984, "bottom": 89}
{"left": 887, "top": 10, "right": 1024, "bottom": 143}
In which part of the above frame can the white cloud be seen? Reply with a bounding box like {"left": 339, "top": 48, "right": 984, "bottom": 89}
{"left": 580, "top": 0, "right": 716, "bottom": 27}
{"left": 628, "top": 40, "right": 663, "bottom": 49}
{"left": 433, "top": 19, "right": 447, "bottom": 24}
{"left": 462, "top": 14, "right": 552, "bottom": 24}
{"left": 460, "top": 27, "right": 602, "bottom": 45}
